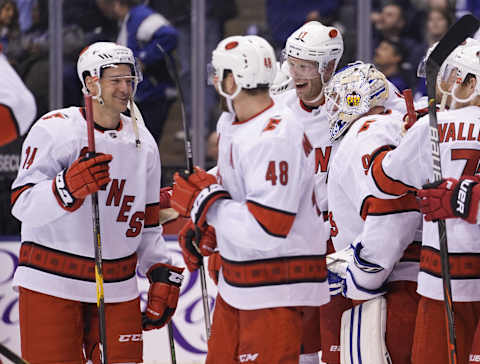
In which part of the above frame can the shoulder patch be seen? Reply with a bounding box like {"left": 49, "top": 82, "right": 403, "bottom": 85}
{"left": 41, "top": 112, "right": 67, "bottom": 120}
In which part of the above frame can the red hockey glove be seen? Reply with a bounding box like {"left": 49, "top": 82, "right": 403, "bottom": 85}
{"left": 143, "top": 263, "right": 184, "bottom": 331}
{"left": 53, "top": 153, "right": 112, "bottom": 210}
{"left": 208, "top": 251, "right": 222, "bottom": 285}
{"left": 418, "top": 176, "right": 480, "bottom": 224}
{"left": 171, "top": 167, "right": 231, "bottom": 226}
{"left": 160, "top": 186, "right": 172, "bottom": 209}
{"left": 178, "top": 220, "right": 217, "bottom": 272}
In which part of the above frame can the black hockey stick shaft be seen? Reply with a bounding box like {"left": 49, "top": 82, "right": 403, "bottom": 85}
{"left": 0, "top": 343, "right": 29, "bottom": 364}
{"left": 425, "top": 14, "right": 480, "bottom": 364}
{"left": 156, "top": 44, "right": 212, "bottom": 339}
{"left": 84, "top": 94, "right": 108, "bottom": 364}
{"left": 168, "top": 321, "right": 177, "bottom": 364}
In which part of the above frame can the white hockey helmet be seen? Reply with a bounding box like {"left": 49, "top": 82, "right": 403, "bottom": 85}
{"left": 325, "top": 62, "right": 389, "bottom": 141}
{"left": 77, "top": 42, "right": 142, "bottom": 102}
{"left": 437, "top": 39, "right": 480, "bottom": 107}
{"left": 283, "top": 21, "right": 343, "bottom": 83}
{"left": 269, "top": 61, "right": 294, "bottom": 96}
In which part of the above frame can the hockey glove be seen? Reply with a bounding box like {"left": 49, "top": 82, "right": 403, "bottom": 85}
{"left": 208, "top": 251, "right": 222, "bottom": 285}
{"left": 171, "top": 167, "right": 231, "bottom": 226}
{"left": 53, "top": 153, "right": 112, "bottom": 211}
{"left": 178, "top": 220, "right": 217, "bottom": 272}
{"left": 418, "top": 176, "right": 480, "bottom": 224}
{"left": 143, "top": 263, "right": 184, "bottom": 331}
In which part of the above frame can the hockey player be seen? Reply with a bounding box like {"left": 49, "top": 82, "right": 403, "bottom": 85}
{"left": 10, "top": 42, "right": 183, "bottom": 363}
{"left": 273, "top": 20, "right": 344, "bottom": 364}
{"left": 324, "top": 62, "right": 422, "bottom": 364}
{"left": 170, "top": 34, "right": 329, "bottom": 364}
{"left": 0, "top": 46, "right": 36, "bottom": 234}
{"left": 368, "top": 41, "right": 480, "bottom": 364}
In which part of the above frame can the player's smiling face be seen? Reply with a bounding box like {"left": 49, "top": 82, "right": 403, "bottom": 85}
{"left": 100, "top": 64, "right": 135, "bottom": 113}
{"left": 287, "top": 57, "right": 323, "bottom": 102}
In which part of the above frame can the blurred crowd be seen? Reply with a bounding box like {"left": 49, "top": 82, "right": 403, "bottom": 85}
{"left": 0, "top": 0, "right": 479, "bottom": 235}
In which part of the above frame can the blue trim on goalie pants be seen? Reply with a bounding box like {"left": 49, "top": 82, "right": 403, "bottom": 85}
{"left": 350, "top": 306, "right": 355, "bottom": 364}
{"left": 357, "top": 304, "right": 363, "bottom": 364}
{"left": 347, "top": 267, "right": 387, "bottom": 295}
{"left": 353, "top": 243, "right": 384, "bottom": 273}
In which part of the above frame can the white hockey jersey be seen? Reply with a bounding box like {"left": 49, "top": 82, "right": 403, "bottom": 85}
{"left": 0, "top": 52, "right": 36, "bottom": 145}
{"left": 374, "top": 105, "right": 480, "bottom": 301}
{"left": 206, "top": 101, "right": 329, "bottom": 310}
{"left": 328, "top": 110, "right": 422, "bottom": 291}
{"left": 11, "top": 107, "right": 170, "bottom": 303}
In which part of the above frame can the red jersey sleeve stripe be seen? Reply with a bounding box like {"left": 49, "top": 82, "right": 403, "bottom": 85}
{"left": 0, "top": 103, "right": 19, "bottom": 146}
{"left": 246, "top": 200, "right": 296, "bottom": 238}
{"left": 11, "top": 183, "right": 34, "bottom": 208}
{"left": 371, "top": 150, "right": 417, "bottom": 196}
{"left": 360, "top": 193, "right": 419, "bottom": 220}
{"left": 145, "top": 202, "right": 160, "bottom": 228}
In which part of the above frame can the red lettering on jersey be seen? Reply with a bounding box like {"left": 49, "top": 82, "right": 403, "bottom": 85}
{"left": 41, "top": 112, "right": 65, "bottom": 120}
{"left": 127, "top": 211, "right": 144, "bottom": 237}
{"left": 457, "top": 122, "right": 466, "bottom": 141}
{"left": 358, "top": 119, "right": 375, "bottom": 134}
{"left": 451, "top": 149, "right": 480, "bottom": 176}
{"left": 264, "top": 57, "right": 273, "bottom": 69}
{"left": 22, "top": 146, "right": 38, "bottom": 170}
{"left": 467, "top": 123, "right": 476, "bottom": 141}
{"left": 117, "top": 195, "right": 135, "bottom": 222}
{"left": 303, "top": 133, "right": 313, "bottom": 157}
{"left": 445, "top": 122, "right": 456, "bottom": 143}
{"left": 263, "top": 118, "right": 281, "bottom": 132}
{"left": 438, "top": 123, "right": 447, "bottom": 143}
{"left": 328, "top": 211, "right": 338, "bottom": 237}
{"left": 315, "top": 146, "right": 332, "bottom": 173}
{"left": 106, "top": 179, "right": 126, "bottom": 206}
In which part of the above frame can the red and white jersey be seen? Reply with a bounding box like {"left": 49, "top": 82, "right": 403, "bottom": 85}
{"left": 0, "top": 53, "right": 36, "bottom": 145}
{"left": 373, "top": 105, "right": 480, "bottom": 301}
{"left": 11, "top": 107, "right": 170, "bottom": 303}
{"left": 328, "top": 110, "right": 422, "bottom": 287}
{"left": 206, "top": 101, "right": 329, "bottom": 310}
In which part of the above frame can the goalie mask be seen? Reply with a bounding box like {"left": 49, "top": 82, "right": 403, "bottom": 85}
{"left": 77, "top": 42, "right": 142, "bottom": 104}
{"left": 208, "top": 35, "right": 276, "bottom": 112}
{"left": 282, "top": 21, "right": 343, "bottom": 85}
{"left": 437, "top": 40, "right": 480, "bottom": 108}
{"left": 325, "top": 62, "right": 388, "bottom": 141}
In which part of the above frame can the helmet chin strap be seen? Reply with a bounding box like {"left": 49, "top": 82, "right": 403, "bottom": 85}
{"left": 218, "top": 82, "right": 241, "bottom": 114}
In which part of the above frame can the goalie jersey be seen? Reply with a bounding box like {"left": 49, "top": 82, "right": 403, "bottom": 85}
{"left": 372, "top": 105, "right": 480, "bottom": 301}
{"left": 206, "top": 101, "right": 329, "bottom": 310}
{"left": 11, "top": 107, "right": 171, "bottom": 303}
{"left": 328, "top": 110, "right": 422, "bottom": 290}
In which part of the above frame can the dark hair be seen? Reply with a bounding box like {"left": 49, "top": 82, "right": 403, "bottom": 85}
{"left": 0, "top": 0, "right": 19, "bottom": 33}
{"left": 428, "top": 6, "right": 455, "bottom": 30}
{"left": 381, "top": 38, "right": 405, "bottom": 63}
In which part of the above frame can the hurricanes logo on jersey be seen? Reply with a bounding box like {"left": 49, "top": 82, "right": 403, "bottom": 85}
{"left": 346, "top": 92, "right": 361, "bottom": 107}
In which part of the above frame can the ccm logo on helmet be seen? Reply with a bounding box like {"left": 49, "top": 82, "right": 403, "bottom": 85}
{"left": 118, "top": 333, "right": 143, "bottom": 342}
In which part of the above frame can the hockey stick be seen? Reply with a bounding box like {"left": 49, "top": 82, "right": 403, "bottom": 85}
{"left": 156, "top": 43, "right": 212, "bottom": 339}
{"left": 425, "top": 14, "right": 480, "bottom": 364}
{"left": 0, "top": 343, "right": 29, "bottom": 364}
{"left": 84, "top": 94, "right": 108, "bottom": 364}
{"left": 127, "top": 98, "right": 178, "bottom": 364}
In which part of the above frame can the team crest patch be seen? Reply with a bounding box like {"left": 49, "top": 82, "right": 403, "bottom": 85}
{"left": 346, "top": 92, "right": 361, "bottom": 107}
